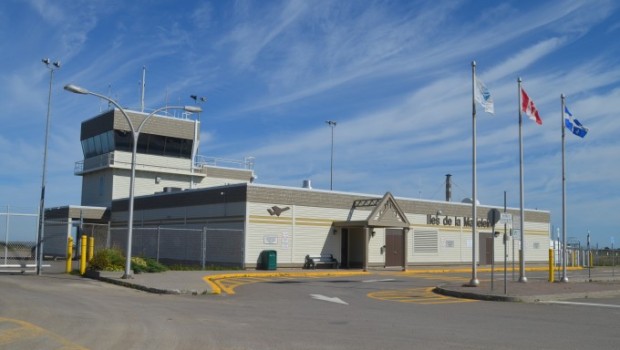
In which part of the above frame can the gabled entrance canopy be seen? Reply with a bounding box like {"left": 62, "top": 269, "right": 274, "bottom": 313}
{"left": 333, "top": 192, "right": 410, "bottom": 228}
{"left": 332, "top": 192, "right": 410, "bottom": 271}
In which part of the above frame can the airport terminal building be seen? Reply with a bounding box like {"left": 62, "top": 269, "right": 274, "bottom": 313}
{"left": 46, "top": 107, "right": 550, "bottom": 269}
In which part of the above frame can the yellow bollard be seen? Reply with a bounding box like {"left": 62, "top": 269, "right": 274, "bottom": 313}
{"left": 88, "top": 236, "right": 95, "bottom": 262}
{"left": 548, "top": 249, "right": 554, "bottom": 282}
{"left": 80, "top": 235, "right": 87, "bottom": 275}
{"left": 66, "top": 236, "right": 74, "bottom": 274}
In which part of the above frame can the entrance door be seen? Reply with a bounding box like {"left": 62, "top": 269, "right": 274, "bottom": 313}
{"left": 385, "top": 229, "right": 404, "bottom": 267}
{"left": 478, "top": 233, "right": 494, "bottom": 265}
{"left": 340, "top": 228, "right": 349, "bottom": 268}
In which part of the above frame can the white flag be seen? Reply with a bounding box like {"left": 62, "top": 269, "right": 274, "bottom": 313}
{"left": 474, "top": 75, "right": 494, "bottom": 114}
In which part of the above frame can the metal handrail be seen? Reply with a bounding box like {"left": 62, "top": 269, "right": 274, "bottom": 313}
{"left": 76, "top": 153, "right": 254, "bottom": 174}
{"left": 194, "top": 155, "right": 254, "bottom": 170}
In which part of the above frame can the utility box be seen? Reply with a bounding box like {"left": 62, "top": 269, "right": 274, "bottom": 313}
{"left": 259, "top": 250, "right": 277, "bottom": 270}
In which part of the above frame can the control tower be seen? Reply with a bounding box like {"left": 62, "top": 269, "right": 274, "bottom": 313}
{"left": 75, "top": 108, "right": 255, "bottom": 208}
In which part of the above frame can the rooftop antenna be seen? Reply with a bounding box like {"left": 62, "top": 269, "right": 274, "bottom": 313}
{"left": 140, "top": 66, "right": 146, "bottom": 112}
{"left": 445, "top": 174, "right": 452, "bottom": 202}
{"left": 190, "top": 95, "right": 207, "bottom": 103}
{"left": 166, "top": 86, "right": 168, "bottom": 107}
{"left": 190, "top": 94, "right": 206, "bottom": 121}
{"left": 101, "top": 84, "right": 113, "bottom": 112}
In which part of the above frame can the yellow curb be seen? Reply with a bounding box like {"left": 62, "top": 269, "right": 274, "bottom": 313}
{"left": 203, "top": 271, "right": 370, "bottom": 295}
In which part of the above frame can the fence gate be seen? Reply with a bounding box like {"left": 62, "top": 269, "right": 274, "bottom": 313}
{"left": 0, "top": 206, "right": 39, "bottom": 272}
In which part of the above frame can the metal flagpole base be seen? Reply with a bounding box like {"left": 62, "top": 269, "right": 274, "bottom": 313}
{"left": 518, "top": 276, "right": 528, "bottom": 283}
{"left": 560, "top": 276, "right": 568, "bottom": 283}
{"left": 121, "top": 273, "right": 134, "bottom": 279}
{"left": 466, "top": 278, "right": 480, "bottom": 287}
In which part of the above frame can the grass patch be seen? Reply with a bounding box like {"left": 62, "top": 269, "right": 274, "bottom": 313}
{"left": 89, "top": 248, "right": 125, "bottom": 272}
{"left": 89, "top": 249, "right": 168, "bottom": 273}
{"left": 132, "top": 257, "right": 168, "bottom": 273}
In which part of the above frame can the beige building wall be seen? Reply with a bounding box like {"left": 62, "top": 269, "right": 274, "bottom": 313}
{"left": 245, "top": 193, "right": 549, "bottom": 267}
{"left": 81, "top": 169, "right": 113, "bottom": 207}
{"left": 111, "top": 184, "right": 550, "bottom": 268}
{"left": 246, "top": 201, "right": 372, "bottom": 266}
{"left": 82, "top": 153, "right": 253, "bottom": 207}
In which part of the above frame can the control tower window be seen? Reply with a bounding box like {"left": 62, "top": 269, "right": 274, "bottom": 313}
{"left": 81, "top": 130, "right": 192, "bottom": 159}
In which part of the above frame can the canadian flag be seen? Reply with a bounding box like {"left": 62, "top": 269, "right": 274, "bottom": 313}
{"left": 520, "top": 88, "right": 543, "bottom": 125}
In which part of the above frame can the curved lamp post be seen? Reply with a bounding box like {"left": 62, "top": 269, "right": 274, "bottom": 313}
{"left": 64, "top": 84, "right": 202, "bottom": 278}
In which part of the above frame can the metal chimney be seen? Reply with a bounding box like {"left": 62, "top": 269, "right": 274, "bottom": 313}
{"left": 445, "top": 174, "right": 452, "bottom": 202}
{"left": 302, "top": 179, "right": 312, "bottom": 189}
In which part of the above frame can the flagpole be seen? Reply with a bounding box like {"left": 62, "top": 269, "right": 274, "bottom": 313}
{"left": 469, "top": 61, "right": 480, "bottom": 286}
{"left": 518, "top": 77, "right": 527, "bottom": 283}
{"left": 560, "top": 94, "right": 568, "bottom": 282}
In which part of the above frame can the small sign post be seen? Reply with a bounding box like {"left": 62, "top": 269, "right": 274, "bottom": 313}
{"left": 488, "top": 209, "right": 501, "bottom": 291}
{"left": 612, "top": 237, "right": 615, "bottom": 277}
{"left": 499, "top": 213, "right": 512, "bottom": 226}
{"left": 611, "top": 237, "right": 616, "bottom": 277}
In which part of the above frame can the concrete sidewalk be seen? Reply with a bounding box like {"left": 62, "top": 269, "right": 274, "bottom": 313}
{"left": 93, "top": 270, "right": 222, "bottom": 295}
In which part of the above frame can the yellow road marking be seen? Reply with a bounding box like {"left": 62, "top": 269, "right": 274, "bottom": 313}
{"left": 367, "top": 287, "right": 477, "bottom": 305}
{"left": 0, "top": 317, "right": 88, "bottom": 349}
{"left": 204, "top": 271, "right": 370, "bottom": 295}
{"left": 216, "top": 277, "right": 272, "bottom": 295}
{"left": 413, "top": 274, "right": 470, "bottom": 282}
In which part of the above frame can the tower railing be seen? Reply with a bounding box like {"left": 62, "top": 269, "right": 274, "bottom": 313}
{"left": 75, "top": 153, "right": 254, "bottom": 175}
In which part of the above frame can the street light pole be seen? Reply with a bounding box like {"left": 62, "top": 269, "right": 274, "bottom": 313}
{"left": 64, "top": 84, "right": 201, "bottom": 279}
{"left": 326, "top": 120, "right": 337, "bottom": 191}
{"left": 36, "top": 58, "right": 60, "bottom": 275}
{"left": 587, "top": 230, "right": 591, "bottom": 282}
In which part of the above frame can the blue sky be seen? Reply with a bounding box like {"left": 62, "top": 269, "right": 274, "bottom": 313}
{"left": 0, "top": 0, "right": 619, "bottom": 246}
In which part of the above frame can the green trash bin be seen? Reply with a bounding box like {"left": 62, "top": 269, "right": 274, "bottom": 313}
{"left": 260, "top": 250, "right": 277, "bottom": 270}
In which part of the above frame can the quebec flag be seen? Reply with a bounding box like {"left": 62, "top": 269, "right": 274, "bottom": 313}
{"left": 564, "top": 106, "right": 588, "bottom": 138}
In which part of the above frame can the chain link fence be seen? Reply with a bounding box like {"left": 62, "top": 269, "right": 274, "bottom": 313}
{"left": 560, "top": 247, "right": 620, "bottom": 268}
{"left": 109, "top": 226, "right": 244, "bottom": 268}
{"left": 558, "top": 247, "right": 620, "bottom": 278}
{"left": 0, "top": 206, "right": 39, "bottom": 272}
{"left": 592, "top": 248, "right": 620, "bottom": 267}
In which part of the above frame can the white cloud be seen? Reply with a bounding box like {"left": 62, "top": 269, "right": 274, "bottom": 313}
{"left": 484, "top": 37, "right": 567, "bottom": 81}
{"left": 27, "top": 0, "right": 65, "bottom": 24}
